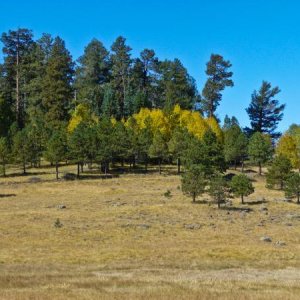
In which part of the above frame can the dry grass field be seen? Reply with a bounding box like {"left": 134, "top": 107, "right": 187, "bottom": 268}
{"left": 0, "top": 164, "right": 299, "bottom": 299}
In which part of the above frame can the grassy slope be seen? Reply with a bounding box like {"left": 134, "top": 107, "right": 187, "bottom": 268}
{"left": 0, "top": 164, "right": 299, "bottom": 299}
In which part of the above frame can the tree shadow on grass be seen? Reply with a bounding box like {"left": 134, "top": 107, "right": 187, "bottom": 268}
{"left": 192, "top": 200, "right": 209, "bottom": 205}
{"left": 220, "top": 206, "right": 253, "bottom": 212}
{"left": 246, "top": 199, "right": 268, "bottom": 205}
{"left": 0, "top": 194, "right": 16, "bottom": 198}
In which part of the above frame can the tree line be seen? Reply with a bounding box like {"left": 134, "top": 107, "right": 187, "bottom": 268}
{"left": 1, "top": 28, "right": 299, "bottom": 206}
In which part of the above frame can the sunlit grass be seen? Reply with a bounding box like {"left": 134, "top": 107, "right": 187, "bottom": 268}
{"left": 0, "top": 163, "right": 299, "bottom": 299}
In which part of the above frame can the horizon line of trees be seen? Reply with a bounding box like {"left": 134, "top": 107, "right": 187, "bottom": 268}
{"left": 0, "top": 28, "right": 285, "bottom": 139}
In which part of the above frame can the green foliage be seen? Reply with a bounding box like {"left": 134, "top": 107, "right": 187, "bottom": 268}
{"left": 230, "top": 174, "right": 254, "bottom": 204}
{"left": 202, "top": 54, "right": 233, "bottom": 117}
{"left": 75, "top": 39, "right": 110, "bottom": 116}
{"left": 44, "top": 129, "right": 67, "bottom": 179}
{"left": 181, "top": 165, "right": 207, "bottom": 202}
{"left": 149, "top": 131, "right": 168, "bottom": 174}
{"left": 111, "top": 36, "right": 132, "bottom": 118}
{"left": 246, "top": 81, "right": 285, "bottom": 139}
{"left": 248, "top": 132, "right": 273, "bottom": 175}
{"left": 208, "top": 174, "right": 229, "bottom": 208}
{"left": 266, "top": 154, "right": 292, "bottom": 190}
{"left": 12, "top": 129, "right": 31, "bottom": 174}
{"left": 42, "top": 37, "right": 74, "bottom": 125}
{"left": 284, "top": 172, "right": 300, "bottom": 203}
{"left": 224, "top": 124, "right": 248, "bottom": 168}
{"left": 0, "top": 137, "right": 9, "bottom": 176}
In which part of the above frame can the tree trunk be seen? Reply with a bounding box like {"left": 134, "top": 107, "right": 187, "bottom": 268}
{"left": 81, "top": 162, "right": 84, "bottom": 173}
{"left": 241, "top": 159, "right": 245, "bottom": 173}
{"left": 177, "top": 157, "right": 181, "bottom": 174}
{"left": 55, "top": 162, "right": 59, "bottom": 180}
{"left": 2, "top": 163, "right": 5, "bottom": 177}
{"left": 23, "top": 162, "right": 26, "bottom": 175}
{"left": 218, "top": 197, "right": 221, "bottom": 209}
{"left": 298, "top": 192, "right": 300, "bottom": 204}
{"left": 258, "top": 162, "right": 262, "bottom": 175}
{"left": 193, "top": 192, "right": 196, "bottom": 203}
{"left": 16, "top": 35, "right": 20, "bottom": 128}
{"left": 77, "top": 163, "right": 80, "bottom": 178}
{"left": 159, "top": 159, "right": 162, "bottom": 174}
{"left": 241, "top": 194, "right": 244, "bottom": 204}
{"left": 234, "top": 160, "right": 237, "bottom": 170}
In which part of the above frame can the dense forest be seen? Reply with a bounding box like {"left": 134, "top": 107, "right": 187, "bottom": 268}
{"left": 1, "top": 28, "right": 300, "bottom": 205}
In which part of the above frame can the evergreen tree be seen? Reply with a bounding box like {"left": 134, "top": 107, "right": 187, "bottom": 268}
{"left": 248, "top": 132, "right": 273, "bottom": 175}
{"left": 184, "top": 130, "right": 226, "bottom": 177}
{"left": 68, "top": 123, "right": 89, "bottom": 177}
{"left": 0, "top": 137, "right": 9, "bottom": 176}
{"left": 136, "top": 118, "right": 153, "bottom": 171}
{"left": 224, "top": 124, "right": 248, "bottom": 170}
{"left": 95, "top": 118, "right": 113, "bottom": 174}
{"left": 1, "top": 28, "right": 34, "bottom": 128}
{"left": 168, "top": 127, "right": 192, "bottom": 174}
{"left": 181, "top": 165, "right": 206, "bottom": 202}
{"left": 25, "top": 34, "right": 53, "bottom": 122}
{"left": 230, "top": 174, "right": 254, "bottom": 204}
{"left": 158, "top": 59, "right": 198, "bottom": 109}
{"left": 111, "top": 121, "right": 131, "bottom": 166}
{"left": 42, "top": 36, "right": 74, "bottom": 126}
{"left": 101, "top": 84, "right": 120, "bottom": 118}
{"left": 0, "top": 64, "right": 14, "bottom": 136}
{"left": 149, "top": 131, "right": 169, "bottom": 174}
{"left": 111, "top": 36, "right": 132, "bottom": 118}
{"left": 202, "top": 54, "right": 233, "bottom": 117}
{"left": 284, "top": 172, "right": 300, "bottom": 204}
{"left": 12, "top": 129, "right": 31, "bottom": 174}
{"left": 75, "top": 39, "right": 110, "bottom": 115}
{"left": 246, "top": 81, "right": 285, "bottom": 139}
{"left": 266, "top": 154, "right": 292, "bottom": 190}
{"left": 208, "top": 174, "right": 229, "bottom": 208}
{"left": 44, "top": 130, "right": 67, "bottom": 179}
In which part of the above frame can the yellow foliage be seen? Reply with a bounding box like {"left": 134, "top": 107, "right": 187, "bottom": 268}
{"left": 126, "top": 105, "right": 223, "bottom": 143}
{"left": 68, "top": 104, "right": 98, "bottom": 133}
{"left": 206, "top": 117, "right": 224, "bottom": 142}
{"left": 276, "top": 134, "right": 300, "bottom": 169}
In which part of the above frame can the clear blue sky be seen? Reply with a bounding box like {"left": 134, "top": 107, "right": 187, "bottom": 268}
{"left": 1, "top": 0, "right": 300, "bottom": 132}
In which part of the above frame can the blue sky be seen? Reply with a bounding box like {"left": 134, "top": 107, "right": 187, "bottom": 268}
{"left": 1, "top": 0, "right": 300, "bottom": 132}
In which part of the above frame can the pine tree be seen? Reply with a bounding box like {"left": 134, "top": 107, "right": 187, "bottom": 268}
{"left": 230, "top": 174, "right": 254, "bottom": 204}
{"left": 208, "top": 174, "right": 229, "bottom": 208}
{"left": 44, "top": 130, "right": 67, "bottom": 179}
{"left": 202, "top": 54, "right": 233, "bottom": 117}
{"left": 12, "top": 129, "right": 31, "bottom": 174}
{"left": 248, "top": 132, "right": 273, "bottom": 175}
{"left": 266, "top": 154, "right": 292, "bottom": 190}
{"left": 149, "top": 131, "right": 168, "bottom": 174}
{"left": 95, "top": 118, "right": 113, "bottom": 175}
{"left": 1, "top": 28, "right": 34, "bottom": 128}
{"left": 101, "top": 84, "right": 120, "bottom": 118}
{"left": 168, "top": 127, "right": 192, "bottom": 174}
{"left": 75, "top": 39, "right": 110, "bottom": 115}
{"left": 181, "top": 165, "right": 206, "bottom": 202}
{"left": 42, "top": 36, "right": 74, "bottom": 126}
{"left": 0, "top": 63, "right": 14, "bottom": 136}
{"left": 25, "top": 34, "right": 54, "bottom": 122}
{"left": 68, "top": 123, "right": 89, "bottom": 177}
{"left": 158, "top": 59, "right": 198, "bottom": 110}
{"left": 0, "top": 137, "right": 9, "bottom": 176}
{"left": 284, "top": 172, "right": 300, "bottom": 204}
{"left": 111, "top": 36, "right": 132, "bottom": 118}
{"left": 246, "top": 81, "right": 285, "bottom": 139}
{"left": 224, "top": 124, "right": 248, "bottom": 170}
